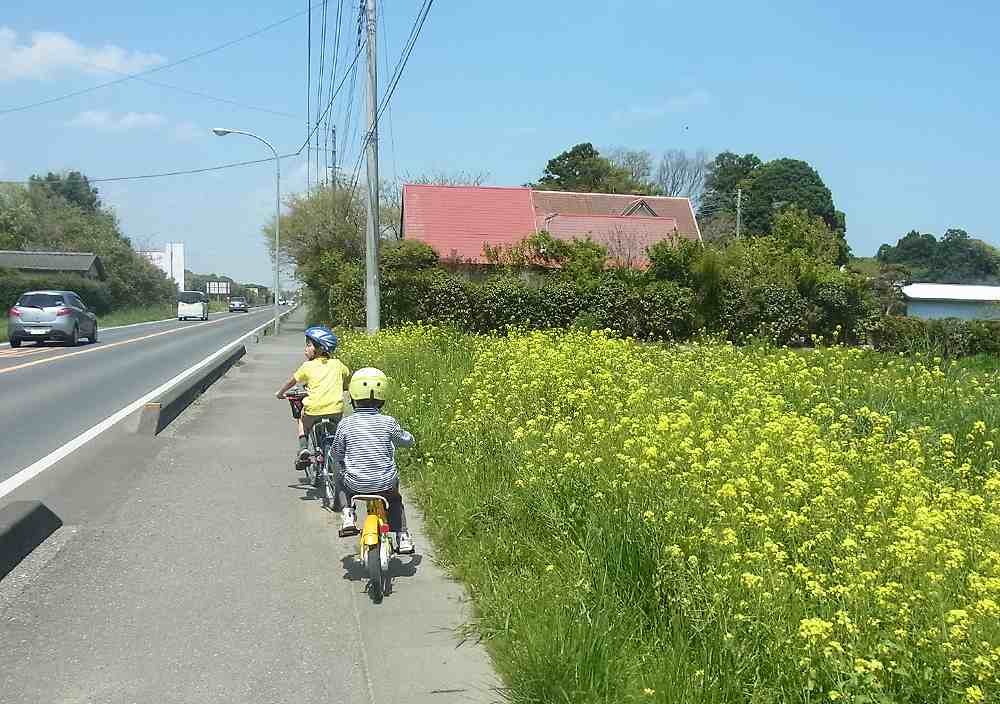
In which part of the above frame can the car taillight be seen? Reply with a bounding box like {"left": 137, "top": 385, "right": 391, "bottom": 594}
{"left": 8, "top": 307, "right": 20, "bottom": 318}
{"left": 56, "top": 307, "right": 73, "bottom": 316}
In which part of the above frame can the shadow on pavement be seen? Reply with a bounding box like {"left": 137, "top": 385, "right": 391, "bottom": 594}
{"left": 340, "top": 553, "right": 422, "bottom": 584}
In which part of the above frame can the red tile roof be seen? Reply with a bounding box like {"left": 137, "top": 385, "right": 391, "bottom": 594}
{"left": 401, "top": 184, "right": 536, "bottom": 263}
{"left": 401, "top": 184, "right": 700, "bottom": 265}
{"left": 531, "top": 190, "right": 701, "bottom": 239}
{"left": 536, "top": 213, "right": 680, "bottom": 267}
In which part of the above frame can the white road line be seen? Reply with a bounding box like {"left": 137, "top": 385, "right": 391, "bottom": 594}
{"left": 0, "top": 307, "right": 277, "bottom": 348}
{"left": 0, "top": 311, "right": 293, "bottom": 500}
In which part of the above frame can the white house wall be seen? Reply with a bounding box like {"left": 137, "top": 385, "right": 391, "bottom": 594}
{"left": 906, "top": 300, "right": 1000, "bottom": 321}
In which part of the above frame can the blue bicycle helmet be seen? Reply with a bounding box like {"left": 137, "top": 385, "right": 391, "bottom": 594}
{"left": 304, "top": 325, "right": 338, "bottom": 355}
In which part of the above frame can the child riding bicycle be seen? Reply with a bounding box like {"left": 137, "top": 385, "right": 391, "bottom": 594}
{"left": 274, "top": 326, "right": 350, "bottom": 471}
{"left": 332, "top": 367, "right": 416, "bottom": 554}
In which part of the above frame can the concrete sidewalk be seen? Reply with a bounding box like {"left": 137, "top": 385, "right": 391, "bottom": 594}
{"left": 0, "top": 311, "right": 501, "bottom": 703}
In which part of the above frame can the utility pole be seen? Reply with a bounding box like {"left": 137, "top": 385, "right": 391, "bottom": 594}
{"left": 331, "top": 124, "right": 337, "bottom": 186}
{"left": 363, "top": 0, "right": 380, "bottom": 333}
{"left": 735, "top": 188, "right": 742, "bottom": 239}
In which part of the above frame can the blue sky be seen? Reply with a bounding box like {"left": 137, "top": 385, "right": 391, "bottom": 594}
{"left": 2, "top": 0, "right": 998, "bottom": 284}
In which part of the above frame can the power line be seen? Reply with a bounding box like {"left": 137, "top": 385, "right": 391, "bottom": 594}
{"left": 297, "top": 30, "right": 365, "bottom": 154}
{"left": 1, "top": 7, "right": 320, "bottom": 116}
{"left": 347, "top": 0, "right": 434, "bottom": 200}
{"left": 307, "top": 0, "right": 312, "bottom": 192}
{"left": 73, "top": 60, "right": 301, "bottom": 119}
{"left": 0, "top": 152, "right": 304, "bottom": 185}
{"left": 315, "top": 0, "right": 330, "bottom": 184}
{"left": 327, "top": 0, "right": 346, "bottom": 178}
{"left": 0, "top": 31, "right": 363, "bottom": 186}
{"left": 379, "top": 0, "right": 399, "bottom": 186}
{"left": 337, "top": 7, "right": 365, "bottom": 179}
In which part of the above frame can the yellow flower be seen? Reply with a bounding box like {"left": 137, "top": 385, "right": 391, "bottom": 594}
{"left": 642, "top": 688, "right": 656, "bottom": 696}
{"left": 966, "top": 685, "right": 985, "bottom": 703}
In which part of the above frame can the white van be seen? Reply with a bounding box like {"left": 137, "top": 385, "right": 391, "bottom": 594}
{"left": 177, "top": 291, "right": 209, "bottom": 321}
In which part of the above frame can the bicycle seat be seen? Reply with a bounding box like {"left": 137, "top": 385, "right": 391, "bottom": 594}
{"left": 351, "top": 494, "right": 390, "bottom": 509}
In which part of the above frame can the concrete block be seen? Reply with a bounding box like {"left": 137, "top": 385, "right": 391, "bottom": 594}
{"left": 0, "top": 501, "right": 63, "bottom": 579}
{"left": 138, "top": 345, "right": 246, "bottom": 435}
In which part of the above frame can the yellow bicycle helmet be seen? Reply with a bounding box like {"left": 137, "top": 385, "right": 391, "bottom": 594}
{"left": 349, "top": 367, "right": 388, "bottom": 402}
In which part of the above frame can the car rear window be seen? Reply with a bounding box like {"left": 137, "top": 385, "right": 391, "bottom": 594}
{"left": 178, "top": 291, "right": 206, "bottom": 304}
{"left": 17, "top": 293, "right": 65, "bottom": 308}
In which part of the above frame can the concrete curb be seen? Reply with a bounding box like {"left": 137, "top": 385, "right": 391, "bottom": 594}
{"left": 138, "top": 344, "right": 247, "bottom": 436}
{"left": 0, "top": 501, "right": 62, "bottom": 579}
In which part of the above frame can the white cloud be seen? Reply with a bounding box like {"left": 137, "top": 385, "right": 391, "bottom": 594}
{"left": 614, "top": 89, "right": 712, "bottom": 121}
{"left": 0, "top": 26, "right": 165, "bottom": 81}
{"left": 69, "top": 110, "right": 167, "bottom": 131}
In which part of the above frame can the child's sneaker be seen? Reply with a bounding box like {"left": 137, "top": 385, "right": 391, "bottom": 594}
{"left": 338, "top": 508, "right": 359, "bottom": 537}
{"left": 295, "top": 448, "right": 311, "bottom": 470}
{"left": 397, "top": 531, "right": 415, "bottom": 555}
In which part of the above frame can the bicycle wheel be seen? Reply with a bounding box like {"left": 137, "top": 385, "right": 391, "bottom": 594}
{"left": 367, "top": 541, "right": 384, "bottom": 602}
{"left": 320, "top": 473, "right": 335, "bottom": 509}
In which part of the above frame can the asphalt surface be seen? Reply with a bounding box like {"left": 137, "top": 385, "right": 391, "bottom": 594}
{"left": 0, "top": 308, "right": 276, "bottom": 482}
{"left": 0, "top": 310, "right": 501, "bottom": 703}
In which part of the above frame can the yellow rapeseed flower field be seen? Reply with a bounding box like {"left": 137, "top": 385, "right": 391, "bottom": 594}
{"left": 341, "top": 325, "right": 1000, "bottom": 703}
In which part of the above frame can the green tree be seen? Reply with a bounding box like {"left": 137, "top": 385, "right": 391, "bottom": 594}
{"left": 262, "top": 183, "right": 365, "bottom": 321}
{"left": 534, "top": 143, "right": 652, "bottom": 194}
{"left": 742, "top": 158, "right": 839, "bottom": 235}
{"left": 29, "top": 171, "right": 101, "bottom": 213}
{"left": 878, "top": 228, "right": 1000, "bottom": 283}
{"left": 698, "top": 151, "right": 762, "bottom": 220}
{"left": 1, "top": 175, "right": 175, "bottom": 308}
{"left": 0, "top": 184, "right": 36, "bottom": 250}
{"left": 770, "top": 206, "right": 849, "bottom": 264}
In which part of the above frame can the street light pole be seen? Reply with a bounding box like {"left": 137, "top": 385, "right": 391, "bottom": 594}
{"left": 212, "top": 128, "right": 281, "bottom": 335}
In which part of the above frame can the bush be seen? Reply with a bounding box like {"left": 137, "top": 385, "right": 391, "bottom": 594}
{"left": 868, "top": 315, "right": 1000, "bottom": 358}
{"left": 380, "top": 239, "right": 439, "bottom": 273}
{"left": 0, "top": 271, "right": 113, "bottom": 314}
{"left": 383, "top": 269, "right": 471, "bottom": 326}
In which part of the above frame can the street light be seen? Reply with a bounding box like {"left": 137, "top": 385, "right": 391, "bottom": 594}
{"left": 212, "top": 127, "right": 281, "bottom": 335}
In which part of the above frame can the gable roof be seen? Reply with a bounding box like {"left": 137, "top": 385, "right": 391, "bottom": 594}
{"left": 0, "top": 250, "right": 105, "bottom": 278}
{"left": 400, "top": 184, "right": 701, "bottom": 265}
{"left": 536, "top": 213, "right": 680, "bottom": 267}
{"left": 530, "top": 189, "right": 701, "bottom": 240}
{"left": 401, "top": 184, "right": 537, "bottom": 263}
{"left": 902, "top": 283, "right": 1000, "bottom": 303}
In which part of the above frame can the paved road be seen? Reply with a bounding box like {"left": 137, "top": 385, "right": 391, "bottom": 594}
{"left": 0, "top": 309, "right": 500, "bottom": 703}
{"left": 0, "top": 308, "right": 277, "bottom": 482}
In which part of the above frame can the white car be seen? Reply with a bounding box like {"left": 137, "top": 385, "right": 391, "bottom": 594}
{"left": 177, "top": 291, "right": 209, "bottom": 321}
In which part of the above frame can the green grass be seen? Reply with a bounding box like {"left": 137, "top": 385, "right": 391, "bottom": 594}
{"left": 97, "top": 304, "right": 177, "bottom": 329}
{"left": 339, "top": 328, "right": 1000, "bottom": 704}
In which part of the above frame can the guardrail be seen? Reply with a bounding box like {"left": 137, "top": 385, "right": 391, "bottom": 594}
{"left": 0, "top": 306, "right": 297, "bottom": 580}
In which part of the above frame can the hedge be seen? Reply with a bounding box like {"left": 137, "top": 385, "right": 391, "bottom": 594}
{"left": 0, "top": 271, "right": 114, "bottom": 314}
{"left": 867, "top": 315, "right": 1000, "bottom": 358}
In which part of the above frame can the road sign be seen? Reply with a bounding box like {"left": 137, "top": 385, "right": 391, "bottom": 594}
{"left": 206, "top": 281, "right": 230, "bottom": 295}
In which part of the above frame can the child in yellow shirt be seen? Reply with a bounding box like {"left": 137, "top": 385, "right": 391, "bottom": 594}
{"left": 275, "top": 326, "right": 350, "bottom": 469}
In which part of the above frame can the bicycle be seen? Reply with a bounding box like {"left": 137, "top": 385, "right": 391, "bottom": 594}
{"left": 284, "top": 387, "right": 338, "bottom": 508}
{"left": 340, "top": 494, "right": 395, "bottom": 602}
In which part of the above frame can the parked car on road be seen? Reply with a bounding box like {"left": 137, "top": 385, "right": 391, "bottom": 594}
{"left": 228, "top": 296, "right": 248, "bottom": 313}
{"left": 7, "top": 290, "right": 98, "bottom": 348}
{"left": 177, "top": 291, "right": 209, "bottom": 321}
